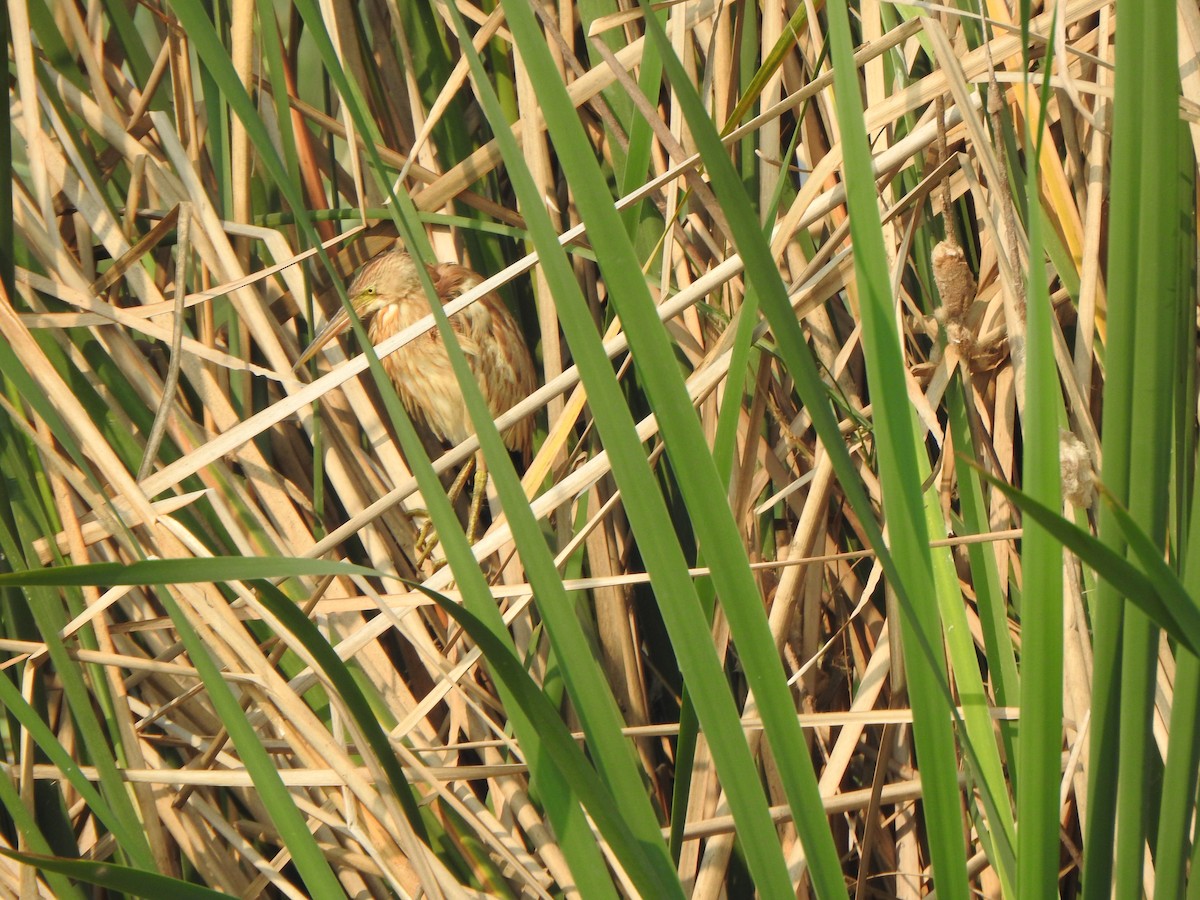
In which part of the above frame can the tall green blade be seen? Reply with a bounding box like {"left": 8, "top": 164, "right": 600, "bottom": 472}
{"left": 824, "top": 1, "right": 969, "bottom": 894}
{"left": 1084, "top": 2, "right": 1184, "bottom": 896}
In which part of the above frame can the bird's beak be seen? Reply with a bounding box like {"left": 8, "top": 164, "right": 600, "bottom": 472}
{"left": 294, "top": 305, "right": 355, "bottom": 372}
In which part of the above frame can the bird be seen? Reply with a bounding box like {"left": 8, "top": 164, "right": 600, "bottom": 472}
{"left": 296, "top": 245, "right": 537, "bottom": 561}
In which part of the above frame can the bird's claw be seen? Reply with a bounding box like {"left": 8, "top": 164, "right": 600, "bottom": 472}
{"left": 412, "top": 520, "right": 445, "bottom": 569}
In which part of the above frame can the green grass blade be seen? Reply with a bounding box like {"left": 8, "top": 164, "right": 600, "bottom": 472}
{"left": 416, "top": 584, "right": 688, "bottom": 899}
{"left": 0, "top": 848, "right": 227, "bottom": 899}
{"left": 0, "top": 2, "right": 10, "bottom": 299}
{"left": 0, "top": 509, "right": 156, "bottom": 870}
{"left": 946, "top": 385, "right": 1019, "bottom": 730}
{"left": 156, "top": 590, "right": 346, "bottom": 897}
{"left": 824, "top": 2, "right": 969, "bottom": 893}
{"left": 0, "top": 667, "right": 143, "bottom": 848}
{"left": 97, "top": 0, "right": 152, "bottom": 83}
{"left": 1156, "top": 390, "right": 1200, "bottom": 897}
{"left": 253, "top": 1, "right": 301, "bottom": 185}
{"left": 1103, "top": 491, "right": 1200, "bottom": 644}
{"left": 1014, "top": 52, "right": 1065, "bottom": 897}
{"left": 973, "top": 470, "right": 1200, "bottom": 657}
{"left": 922, "top": 483, "right": 1016, "bottom": 887}
{"left": 719, "top": 4, "right": 809, "bottom": 137}
{"left": 1153, "top": 649, "right": 1200, "bottom": 899}
{"left": 253, "top": 581, "right": 428, "bottom": 840}
{"left": 1083, "top": 1, "right": 1183, "bottom": 893}
{"left": 0, "top": 783, "right": 82, "bottom": 899}
{"left": 162, "top": 2, "right": 326, "bottom": 273}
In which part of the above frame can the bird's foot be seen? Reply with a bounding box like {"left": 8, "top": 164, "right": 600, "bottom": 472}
{"left": 412, "top": 453, "right": 491, "bottom": 571}
{"left": 411, "top": 480, "right": 489, "bottom": 571}
{"left": 413, "top": 520, "right": 446, "bottom": 570}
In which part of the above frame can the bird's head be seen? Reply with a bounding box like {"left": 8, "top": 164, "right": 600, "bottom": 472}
{"left": 295, "top": 248, "right": 424, "bottom": 369}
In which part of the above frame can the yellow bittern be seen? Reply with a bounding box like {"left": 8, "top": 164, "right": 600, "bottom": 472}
{"left": 297, "top": 247, "right": 536, "bottom": 560}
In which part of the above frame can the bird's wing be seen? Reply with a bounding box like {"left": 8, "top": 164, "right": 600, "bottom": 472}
{"left": 432, "top": 264, "right": 490, "bottom": 362}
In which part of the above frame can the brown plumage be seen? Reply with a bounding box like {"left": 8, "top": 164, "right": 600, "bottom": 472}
{"left": 297, "top": 247, "right": 536, "bottom": 555}
{"left": 298, "top": 247, "right": 535, "bottom": 455}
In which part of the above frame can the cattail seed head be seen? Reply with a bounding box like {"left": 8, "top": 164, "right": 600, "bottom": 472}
{"left": 931, "top": 240, "right": 977, "bottom": 324}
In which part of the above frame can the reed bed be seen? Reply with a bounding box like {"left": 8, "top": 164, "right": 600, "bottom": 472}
{"left": 1, "top": 1, "right": 1196, "bottom": 897}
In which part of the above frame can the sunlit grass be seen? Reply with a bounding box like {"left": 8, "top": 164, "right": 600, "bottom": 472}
{"left": 0, "top": 1, "right": 1194, "bottom": 897}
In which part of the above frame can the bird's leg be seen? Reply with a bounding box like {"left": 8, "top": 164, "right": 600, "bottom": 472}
{"left": 464, "top": 450, "right": 489, "bottom": 546}
{"left": 414, "top": 454, "right": 476, "bottom": 566}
